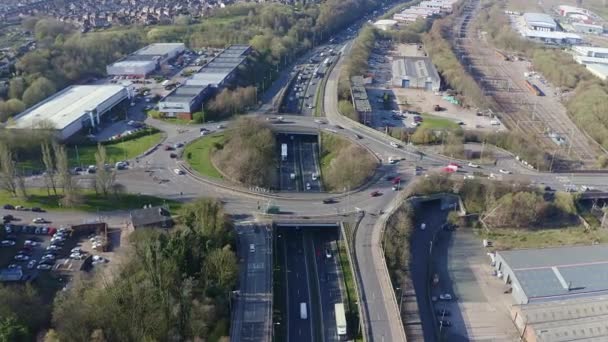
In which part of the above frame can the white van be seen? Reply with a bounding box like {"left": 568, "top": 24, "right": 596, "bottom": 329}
{"left": 249, "top": 244, "right": 255, "bottom": 253}
{"left": 300, "top": 302, "right": 308, "bottom": 319}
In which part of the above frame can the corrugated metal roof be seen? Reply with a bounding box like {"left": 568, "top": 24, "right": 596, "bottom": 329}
{"left": 523, "top": 12, "right": 557, "bottom": 27}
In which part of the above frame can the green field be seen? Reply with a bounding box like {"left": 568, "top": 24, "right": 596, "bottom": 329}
{"left": 183, "top": 133, "right": 225, "bottom": 179}
{"left": 419, "top": 114, "right": 459, "bottom": 130}
{"left": 0, "top": 188, "right": 181, "bottom": 213}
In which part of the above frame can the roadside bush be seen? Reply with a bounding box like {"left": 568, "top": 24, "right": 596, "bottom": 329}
{"left": 338, "top": 100, "right": 358, "bottom": 121}
{"left": 320, "top": 132, "right": 377, "bottom": 191}
{"left": 192, "top": 111, "right": 205, "bottom": 123}
{"left": 384, "top": 202, "right": 415, "bottom": 288}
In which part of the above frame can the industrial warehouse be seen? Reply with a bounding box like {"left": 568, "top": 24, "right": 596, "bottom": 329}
{"left": 391, "top": 56, "right": 441, "bottom": 91}
{"left": 9, "top": 85, "right": 129, "bottom": 140}
{"left": 106, "top": 43, "right": 186, "bottom": 77}
{"left": 513, "top": 12, "right": 582, "bottom": 45}
{"left": 494, "top": 245, "right": 608, "bottom": 342}
{"left": 158, "top": 44, "right": 251, "bottom": 119}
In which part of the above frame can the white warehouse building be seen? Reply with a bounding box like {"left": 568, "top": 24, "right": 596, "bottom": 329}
{"left": 107, "top": 43, "right": 186, "bottom": 77}
{"left": 392, "top": 57, "right": 441, "bottom": 91}
{"left": 10, "top": 85, "right": 128, "bottom": 140}
{"left": 523, "top": 13, "right": 558, "bottom": 31}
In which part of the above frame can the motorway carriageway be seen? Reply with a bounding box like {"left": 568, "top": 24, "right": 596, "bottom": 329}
{"left": 277, "top": 133, "right": 323, "bottom": 192}
{"left": 277, "top": 225, "right": 344, "bottom": 342}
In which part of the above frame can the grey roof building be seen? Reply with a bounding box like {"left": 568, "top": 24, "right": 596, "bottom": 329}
{"left": 158, "top": 84, "right": 211, "bottom": 117}
{"left": 524, "top": 12, "right": 558, "bottom": 31}
{"left": 129, "top": 206, "right": 173, "bottom": 229}
{"left": 350, "top": 76, "right": 372, "bottom": 124}
{"left": 495, "top": 245, "right": 608, "bottom": 304}
{"left": 391, "top": 57, "right": 441, "bottom": 91}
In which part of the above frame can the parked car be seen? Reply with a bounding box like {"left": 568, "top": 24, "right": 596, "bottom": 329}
{"left": 37, "top": 264, "right": 52, "bottom": 270}
{"left": 3, "top": 204, "right": 14, "bottom": 210}
{"left": 499, "top": 169, "right": 511, "bottom": 174}
{"left": 32, "top": 218, "right": 47, "bottom": 224}
{"left": 467, "top": 162, "right": 480, "bottom": 168}
{"left": 27, "top": 260, "right": 37, "bottom": 269}
{"left": 1, "top": 240, "right": 16, "bottom": 247}
{"left": 31, "top": 207, "right": 45, "bottom": 213}
{"left": 3, "top": 214, "right": 14, "bottom": 221}
{"left": 14, "top": 254, "right": 30, "bottom": 261}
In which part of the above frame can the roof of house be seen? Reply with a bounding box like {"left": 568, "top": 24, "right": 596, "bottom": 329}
{"left": 130, "top": 206, "right": 173, "bottom": 228}
{"left": 498, "top": 245, "right": 608, "bottom": 302}
{"left": 10, "top": 85, "right": 127, "bottom": 130}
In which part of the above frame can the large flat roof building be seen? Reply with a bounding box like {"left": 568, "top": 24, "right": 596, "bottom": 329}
{"left": 495, "top": 245, "right": 608, "bottom": 304}
{"left": 106, "top": 43, "right": 185, "bottom": 77}
{"left": 158, "top": 85, "right": 211, "bottom": 119}
{"left": 524, "top": 13, "right": 558, "bottom": 31}
{"left": 392, "top": 57, "right": 441, "bottom": 91}
{"left": 10, "top": 85, "right": 128, "bottom": 140}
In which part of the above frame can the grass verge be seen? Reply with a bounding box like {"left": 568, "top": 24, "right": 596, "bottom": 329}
{"left": 419, "top": 114, "right": 459, "bottom": 130}
{"left": 0, "top": 188, "right": 182, "bottom": 213}
{"left": 183, "top": 133, "right": 225, "bottom": 179}
{"left": 70, "top": 132, "right": 163, "bottom": 167}
{"left": 337, "top": 239, "right": 363, "bottom": 342}
{"left": 475, "top": 226, "right": 608, "bottom": 250}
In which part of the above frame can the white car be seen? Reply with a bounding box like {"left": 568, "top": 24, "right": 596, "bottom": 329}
{"left": 390, "top": 142, "right": 400, "bottom": 148}
{"left": 32, "top": 217, "right": 46, "bottom": 223}
{"left": 312, "top": 173, "right": 318, "bottom": 181}
{"left": 464, "top": 175, "right": 475, "bottom": 180}
{"left": 499, "top": 169, "right": 511, "bottom": 174}
{"left": 174, "top": 168, "right": 185, "bottom": 175}
{"left": 37, "top": 264, "right": 52, "bottom": 270}
{"left": 306, "top": 182, "right": 311, "bottom": 190}
{"left": 314, "top": 119, "right": 326, "bottom": 125}
{"left": 1, "top": 240, "right": 16, "bottom": 247}
{"left": 467, "top": 162, "right": 480, "bottom": 168}
{"left": 439, "top": 293, "right": 453, "bottom": 301}
{"left": 420, "top": 223, "right": 426, "bottom": 230}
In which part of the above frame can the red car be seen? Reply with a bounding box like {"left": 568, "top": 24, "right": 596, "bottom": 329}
{"left": 164, "top": 145, "right": 174, "bottom": 151}
{"left": 370, "top": 190, "right": 381, "bottom": 197}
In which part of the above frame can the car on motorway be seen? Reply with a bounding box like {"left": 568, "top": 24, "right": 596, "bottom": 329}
{"left": 467, "top": 162, "right": 480, "bottom": 168}
{"left": 499, "top": 169, "right": 511, "bottom": 174}
{"left": 354, "top": 133, "right": 363, "bottom": 139}
{"left": 370, "top": 190, "right": 381, "bottom": 197}
{"left": 438, "top": 320, "right": 452, "bottom": 327}
{"left": 305, "top": 182, "right": 311, "bottom": 190}
{"left": 436, "top": 309, "right": 451, "bottom": 317}
{"left": 325, "top": 248, "right": 332, "bottom": 259}
{"left": 249, "top": 244, "right": 255, "bottom": 253}
{"left": 334, "top": 124, "right": 343, "bottom": 129}
{"left": 174, "top": 168, "right": 185, "bottom": 175}
{"left": 322, "top": 198, "right": 336, "bottom": 204}
{"left": 420, "top": 223, "right": 426, "bottom": 230}
{"left": 312, "top": 173, "right": 318, "bottom": 181}
{"left": 31, "top": 207, "right": 45, "bottom": 213}
{"left": 439, "top": 293, "right": 453, "bottom": 301}
{"left": 314, "top": 119, "right": 326, "bottom": 124}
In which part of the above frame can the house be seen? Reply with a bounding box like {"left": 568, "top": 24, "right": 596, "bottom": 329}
{"left": 129, "top": 205, "right": 174, "bottom": 229}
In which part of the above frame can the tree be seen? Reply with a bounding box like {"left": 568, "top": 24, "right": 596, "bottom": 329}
{"left": 53, "top": 143, "right": 80, "bottom": 206}
{"left": 41, "top": 141, "right": 58, "bottom": 196}
{"left": 22, "top": 77, "right": 57, "bottom": 108}
{"left": 192, "top": 111, "right": 205, "bottom": 123}
{"left": 8, "top": 78, "right": 25, "bottom": 100}
{"left": 204, "top": 248, "right": 238, "bottom": 290}
{"left": 0, "top": 99, "right": 25, "bottom": 122}
{"left": 94, "top": 144, "right": 115, "bottom": 196}
{"left": 0, "top": 142, "right": 18, "bottom": 196}
{"left": 0, "top": 315, "right": 29, "bottom": 342}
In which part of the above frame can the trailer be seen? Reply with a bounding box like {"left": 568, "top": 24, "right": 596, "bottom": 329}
{"left": 335, "top": 303, "right": 347, "bottom": 336}
{"left": 523, "top": 80, "right": 543, "bottom": 96}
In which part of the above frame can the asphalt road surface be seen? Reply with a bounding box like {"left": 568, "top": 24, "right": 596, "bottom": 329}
{"left": 231, "top": 223, "right": 273, "bottom": 342}
{"left": 279, "top": 227, "right": 314, "bottom": 342}
{"left": 409, "top": 199, "right": 457, "bottom": 342}
{"left": 310, "top": 227, "right": 344, "bottom": 341}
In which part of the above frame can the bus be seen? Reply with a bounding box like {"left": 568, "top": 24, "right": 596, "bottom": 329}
{"left": 335, "top": 303, "right": 347, "bottom": 336}
{"left": 300, "top": 302, "right": 308, "bottom": 320}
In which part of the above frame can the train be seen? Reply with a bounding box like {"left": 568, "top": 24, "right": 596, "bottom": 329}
{"left": 523, "top": 80, "right": 544, "bottom": 96}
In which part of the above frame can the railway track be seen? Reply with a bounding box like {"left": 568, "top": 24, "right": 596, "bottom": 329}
{"left": 450, "top": 0, "right": 601, "bottom": 168}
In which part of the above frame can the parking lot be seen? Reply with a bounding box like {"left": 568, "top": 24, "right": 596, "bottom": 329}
{"left": 1, "top": 213, "right": 112, "bottom": 282}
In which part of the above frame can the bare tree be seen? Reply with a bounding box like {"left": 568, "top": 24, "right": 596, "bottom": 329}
{"left": 0, "top": 141, "right": 18, "bottom": 196}
{"left": 94, "top": 144, "right": 115, "bottom": 197}
{"left": 41, "top": 141, "right": 58, "bottom": 196}
{"left": 53, "top": 142, "right": 81, "bottom": 206}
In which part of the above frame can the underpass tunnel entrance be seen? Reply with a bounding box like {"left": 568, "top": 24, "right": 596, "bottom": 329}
{"left": 276, "top": 133, "right": 323, "bottom": 193}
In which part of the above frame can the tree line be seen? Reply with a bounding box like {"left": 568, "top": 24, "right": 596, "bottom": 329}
{"left": 0, "top": 198, "right": 237, "bottom": 341}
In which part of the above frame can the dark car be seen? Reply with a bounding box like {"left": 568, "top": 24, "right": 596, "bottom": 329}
{"left": 334, "top": 124, "right": 343, "bottom": 129}
{"left": 436, "top": 309, "right": 451, "bottom": 317}
{"left": 322, "top": 198, "right": 336, "bottom": 204}
{"left": 31, "top": 207, "right": 45, "bottom": 213}
{"left": 370, "top": 190, "right": 381, "bottom": 197}
{"left": 3, "top": 204, "right": 14, "bottom": 210}
{"left": 164, "top": 145, "right": 174, "bottom": 151}
{"left": 2, "top": 215, "right": 14, "bottom": 222}
{"left": 438, "top": 320, "right": 452, "bottom": 327}
{"left": 169, "top": 153, "right": 177, "bottom": 158}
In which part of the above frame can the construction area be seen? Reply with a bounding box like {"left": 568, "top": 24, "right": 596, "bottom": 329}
{"left": 451, "top": 0, "right": 603, "bottom": 169}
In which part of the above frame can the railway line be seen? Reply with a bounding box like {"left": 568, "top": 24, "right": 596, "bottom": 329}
{"left": 452, "top": 0, "right": 601, "bottom": 168}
